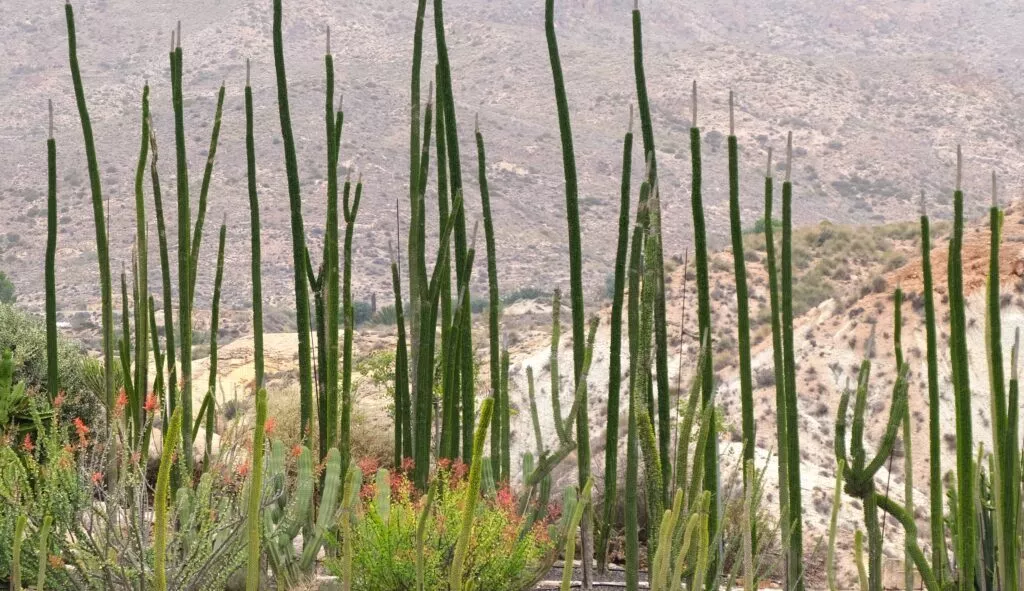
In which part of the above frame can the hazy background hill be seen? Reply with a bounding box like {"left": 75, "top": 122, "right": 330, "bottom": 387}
{"left": 2, "top": 0, "right": 1024, "bottom": 339}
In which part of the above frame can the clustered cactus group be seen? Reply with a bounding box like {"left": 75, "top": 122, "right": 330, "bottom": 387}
{"left": 8, "top": 0, "right": 1023, "bottom": 589}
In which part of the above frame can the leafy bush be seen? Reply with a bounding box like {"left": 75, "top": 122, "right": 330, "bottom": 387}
{"left": 0, "top": 272, "right": 14, "bottom": 304}
{"left": 331, "top": 460, "right": 555, "bottom": 591}
{"left": 0, "top": 304, "right": 99, "bottom": 430}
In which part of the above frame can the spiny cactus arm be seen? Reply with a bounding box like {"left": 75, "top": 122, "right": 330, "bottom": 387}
{"left": 340, "top": 466, "right": 362, "bottom": 591}
{"left": 120, "top": 269, "right": 136, "bottom": 411}
{"left": 391, "top": 253, "right": 411, "bottom": 466}
{"left": 245, "top": 388, "right": 267, "bottom": 591}
{"left": 148, "top": 297, "right": 166, "bottom": 428}
{"left": 45, "top": 100, "right": 59, "bottom": 401}
{"left": 11, "top": 513, "right": 26, "bottom": 591}
{"left": 155, "top": 407, "right": 183, "bottom": 591}
{"left": 188, "top": 83, "right": 226, "bottom": 307}
{"left": 550, "top": 289, "right": 567, "bottom": 442}
{"left": 861, "top": 365, "right": 910, "bottom": 482}
{"left": 526, "top": 367, "right": 544, "bottom": 455}
{"left": 339, "top": 178, "right": 362, "bottom": 476}
{"left": 273, "top": 0, "right": 315, "bottom": 448}
{"left": 652, "top": 490, "right": 683, "bottom": 590}
{"left": 854, "top": 530, "right": 868, "bottom": 591}
{"left": 559, "top": 316, "right": 600, "bottom": 439}
{"left": 243, "top": 65, "right": 265, "bottom": 392}
{"left": 149, "top": 123, "right": 177, "bottom": 417}
{"left": 323, "top": 45, "right": 341, "bottom": 460}
{"left": 834, "top": 388, "right": 852, "bottom": 478}
{"left": 300, "top": 447, "right": 343, "bottom": 572}
{"left": 874, "top": 494, "right": 941, "bottom": 591}
{"left": 674, "top": 331, "right": 709, "bottom": 502}
{"left": 65, "top": 0, "right": 116, "bottom": 488}
{"left": 686, "top": 382, "right": 719, "bottom": 517}
{"left": 668, "top": 491, "right": 710, "bottom": 591}
{"left": 476, "top": 119, "right": 502, "bottom": 464}
{"left": 408, "top": 0, "right": 429, "bottom": 388}
{"left": 499, "top": 345, "right": 511, "bottom": 481}
{"left": 450, "top": 398, "right": 495, "bottom": 591}
{"left": 204, "top": 221, "right": 226, "bottom": 462}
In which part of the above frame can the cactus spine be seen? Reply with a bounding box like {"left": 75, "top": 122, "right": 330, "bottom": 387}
{"left": 273, "top": 0, "right": 315, "bottom": 447}
{"left": 450, "top": 397, "right": 495, "bottom": 591}
{"left": 245, "top": 388, "right": 268, "bottom": 591}
{"left": 45, "top": 101, "right": 59, "bottom": 401}
{"left": 65, "top": 0, "right": 116, "bottom": 487}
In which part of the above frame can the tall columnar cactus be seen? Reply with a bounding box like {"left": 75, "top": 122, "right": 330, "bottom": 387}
{"left": 918, "top": 190, "right": 947, "bottom": 582}
{"left": 545, "top": 1, "right": 594, "bottom": 583}
{"left": 408, "top": 0, "right": 429, "bottom": 398}
{"left": 450, "top": 398, "right": 495, "bottom": 591}
{"left": 560, "top": 477, "right": 594, "bottom": 591}
{"left": 273, "top": 0, "right": 315, "bottom": 448}
{"left": 894, "top": 286, "right": 916, "bottom": 591}
{"left": 45, "top": 101, "right": 59, "bottom": 401}
{"left": 187, "top": 82, "right": 226, "bottom": 310}
{"left": 65, "top": 0, "right": 116, "bottom": 487}
{"left": 170, "top": 27, "right": 197, "bottom": 468}
{"left": 947, "top": 146, "right": 975, "bottom": 591}
{"left": 598, "top": 107, "right": 634, "bottom": 572}
{"left": 132, "top": 84, "right": 151, "bottom": 426}
{"left": 762, "top": 148, "right": 792, "bottom": 586}
{"left": 201, "top": 221, "right": 227, "bottom": 464}
{"left": 826, "top": 459, "right": 845, "bottom": 591}
{"left": 631, "top": 1, "right": 672, "bottom": 499}
{"left": 323, "top": 32, "right": 343, "bottom": 459}
{"left": 245, "top": 388, "right": 268, "bottom": 591}
{"left": 780, "top": 133, "right": 804, "bottom": 589}
{"left": 477, "top": 117, "right": 503, "bottom": 475}
{"left": 726, "top": 93, "right": 755, "bottom": 494}
{"left": 149, "top": 122, "right": 177, "bottom": 419}
{"left": 155, "top": 407, "right": 183, "bottom": 591}
{"left": 688, "top": 82, "right": 720, "bottom": 580}
{"left": 245, "top": 60, "right": 265, "bottom": 391}
{"left": 550, "top": 289, "right": 567, "bottom": 443}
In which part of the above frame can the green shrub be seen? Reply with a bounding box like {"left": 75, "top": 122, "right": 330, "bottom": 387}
{"left": 0, "top": 304, "right": 99, "bottom": 429}
{"left": 0, "top": 272, "right": 14, "bottom": 304}
{"left": 331, "top": 460, "right": 555, "bottom": 591}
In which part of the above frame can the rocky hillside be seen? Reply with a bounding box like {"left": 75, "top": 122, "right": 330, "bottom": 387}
{"left": 3, "top": 0, "right": 1024, "bottom": 349}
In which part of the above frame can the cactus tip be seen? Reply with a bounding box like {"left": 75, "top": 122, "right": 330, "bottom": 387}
{"left": 691, "top": 80, "right": 698, "bottom": 127}
{"left": 728, "top": 90, "right": 735, "bottom": 136}
{"left": 634, "top": 0, "right": 638, "bottom": 11}
{"left": 48, "top": 99, "right": 53, "bottom": 140}
{"left": 766, "top": 147, "right": 773, "bottom": 178}
{"left": 427, "top": 82, "right": 434, "bottom": 106}
{"left": 470, "top": 220, "right": 480, "bottom": 250}
{"left": 785, "top": 132, "right": 793, "bottom": 183}
{"left": 357, "top": 171, "right": 363, "bottom": 185}
{"left": 991, "top": 170, "right": 998, "bottom": 208}
{"left": 645, "top": 151, "right": 654, "bottom": 180}
{"left": 327, "top": 25, "right": 331, "bottom": 55}
{"left": 246, "top": 58, "right": 251, "bottom": 87}
{"left": 475, "top": 112, "right": 480, "bottom": 134}
{"left": 176, "top": 21, "right": 181, "bottom": 49}
{"left": 956, "top": 144, "right": 963, "bottom": 191}
{"left": 920, "top": 189, "right": 927, "bottom": 217}
{"left": 628, "top": 103, "right": 634, "bottom": 134}
{"left": 1014, "top": 327, "right": 1021, "bottom": 382}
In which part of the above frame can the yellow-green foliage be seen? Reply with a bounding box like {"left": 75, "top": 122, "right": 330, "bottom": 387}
{"left": 329, "top": 462, "right": 554, "bottom": 591}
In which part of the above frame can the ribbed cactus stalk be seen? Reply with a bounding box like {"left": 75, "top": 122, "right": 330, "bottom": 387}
{"left": 244, "top": 60, "right": 265, "bottom": 391}
{"left": 408, "top": 0, "right": 429, "bottom": 400}
{"left": 340, "top": 466, "right": 363, "bottom": 591}
{"left": 527, "top": 367, "right": 544, "bottom": 455}
{"left": 45, "top": 101, "right": 58, "bottom": 401}
{"left": 894, "top": 286, "right": 916, "bottom": 591}
{"left": 203, "top": 221, "right": 226, "bottom": 464}
{"left": 170, "top": 27, "right": 195, "bottom": 468}
{"left": 918, "top": 190, "right": 946, "bottom": 582}
{"left": 780, "top": 133, "right": 804, "bottom": 589}
{"left": 65, "top": 0, "right": 116, "bottom": 488}
{"left": 323, "top": 33, "right": 342, "bottom": 459}
{"left": 149, "top": 122, "right": 177, "bottom": 419}
{"left": 340, "top": 175, "right": 362, "bottom": 476}
{"left": 560, "top": 477, "right": 594, "bottom": 591}
{"left": 499, "top": 345, "right": 511, "bottom": 482}
{"left": 545, "top": 4, "right": 593, "bottom": 579}
{"left": 155, "top": 407, "right": 183, "bottom": 591}
{"left": 947, "top": 146, "right": 975, "bottom": 591}
{"left": 855, "top": 530, "right": 868, "bottom": 591}
{"left": 273, "top": 0, "right": 315, "bottom": 448}
{"left": 476, "top": 117, "right": 503, "bottom": 475}
{"left": 688, "top": 82, "right": 719, "bottom": 580}
{"left": 726, "top": 93, "right": 756, "bottom": 499}
{"left": 450, "top": 397, "right": 494, "bottom": 591}
{"left": 35, "top": 514, "right": 52, "bottom": 591}
{"left": 187, "top": 83, "right": 225, "bottom": 310}
{"left": 550, "top": 289, "right": 567, "bottom": 443}
{"left": 598, "top": 107, "right": 633, "bottom": 572}
{"left": 631, "top": 1, "right": 672, "bottom": 500}
{"left": 11, "top": 514, "right": 26, "bottom": 591}
{"left": 827, "top": 459, "right": 844, "bottom": 591}
{"left": 245, "top": 388, "right": 268, "bottom": 591}
{"left": 132, "top": 84, "right": 151, "bottom": 429}
{"left": 391, "top": 247, "right": 412, "bottom": 467}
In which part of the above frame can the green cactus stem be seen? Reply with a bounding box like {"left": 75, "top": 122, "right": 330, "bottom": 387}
{"left": 244, "top": 60, "right": 265, "bottom": 391}
{"left": 155, "top": 407, "right": 183, "bottom": 591}
{"left": 450, "top": 397, "right": 495, "bottom": 591}
{"left": 245, "top": 388, "right": 268, "bottom": 591}
{"left": 149, "top": 122, "right": 177, "bottom": 420}
{"left": 45, "top": 101, "right": 58, "bottom": 401}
